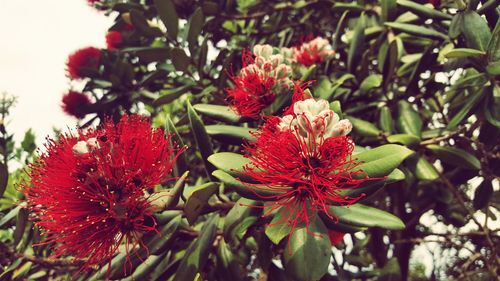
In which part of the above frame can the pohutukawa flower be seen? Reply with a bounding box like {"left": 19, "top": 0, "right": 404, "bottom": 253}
{"left": 22, "top": 115, "right": 185, "bottom": 270}
{"left": 106, "top": 31, "right": 123, "bottom": 50}
{"left": 328, "top": 230, "right": 345, "bottom": 246}
{"left": 242, "top": 97, "right": 373, "bottom": 234}
{"left": 66, "top": 47, "right": 101, "bottom": 80}
{"left": 61, "top": 91, "right": 91, "bottom": 119}
{"left": 290, "top": 37, "right": 335, "bottom": 66}
{"left": 226, "top": 44, "right": 293, "bottom": 118}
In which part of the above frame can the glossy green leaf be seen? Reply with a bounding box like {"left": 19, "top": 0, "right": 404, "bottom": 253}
{"left": 211, "top": 170, "right": 280, "bottom": 200}
{"left": 381, "top": 0, "right": 397, "bottom": 22}
{"left": 184, "top": 182, "right": 218, "bottom": 225}
{"left": 121, "top": 254, "right": 166, "bottom": 281}
{"left": 207, "top": 152, "right": 249, "bottom": 175}
{"left": 486, "top": 10, "right": 500, "bottom": 60}
{"left": 193, "top": 104, "right": 242, "bottom": 123}
{"left": 462, "top": 10, "right": 492, "bottom": 51}
{"left": 379, "top": 106, "right": 394, "bottom": 133}
{"left": 265, "top": 208, "right": 292, "bottom": 245}
{"left": 348, "top": 13, "right": 365, "bottom": 72}
{"left": 205, "top": 125, "right": 256, "bottom": 144}
{"left": 356, "top": 144, "right": 415, "bottom": 177}
{"left": 387, "top": 134, "right": 420, "bottom": 146}
{"left": 187, "top": 100, "right": 215, "bottom": 177}
{"left": 283, "top": 216, "right": 331, "bottom": 281}
{"left": 173, "top": 214, "right": 219, "bottom": 281}
{"left": 449, "top": 13, "right": 464, "bottom": 39}
{"left": 427, "top": 145, "right": 481, "bottom": 170}
{"left": 340, "top": 169, "right": 405, "bottom": 200}
{"left": 154, "top": 0, "right": 178, "bottom": 39}
{"left": 150, "top": 171, "right": 189, "bottom": 210}
{"left": 397, "top": 101, "right": 422, "bottom": 137}
{"left": 216, "top": 240, "right": 245, "bottom": 280}
{"left": 329, "top": 204, "right": 405, "bottom": 229}
{"left": 224, "top": 198, "right": 261, "bottom": 243}
{"left": 348, "top": 116, "right": 381, "bottom": 137}
{"left": 360, "top": 74, "right": 382, "bottom": 93}
{"left": 166, "top": 115, "right": 188, "bottom": 176}
{"left": 384, "top": 22, "right": 447, "bottom": 39}
{"left": 444, "top": 48, "right": 486, "bottom": 58}
{"left": 446, "top": 88, "right": 484, "bottom": 130}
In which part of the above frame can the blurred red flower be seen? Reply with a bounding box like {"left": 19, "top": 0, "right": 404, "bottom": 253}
{"left": 61, "top": 91, "right": 91, "bottom": 119}
{"left": 66, "top": 47, "right": 101, "bottom": 80}
{"left": 106, "top": 31, "right": 123, "bottom": 50}
{"left": 23, "top": 115, "right": 185, "bottom": 270}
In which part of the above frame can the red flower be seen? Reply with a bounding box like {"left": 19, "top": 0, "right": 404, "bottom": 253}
{"left": 226, "top": 45, "right": 292, "bottom": 118}
{"left": 242, "top": 98, "right": 373, "bottom": 235}
{"left": 61, "top": 91, "right": 91, "bottom": 119}
{"left": 23, "top": 115, "right": 185, "bottom": 270}
{"left": 106, "top": 31, "right": 123, "bottom": 50}
{"left": 290, "top": 37, "right": 335, "bottom": 66}
{"left": 328, "top": 230, "right": 345, "bottom": 246}
{"left": 66, "top": 47, "right": 101, "bottom": 80}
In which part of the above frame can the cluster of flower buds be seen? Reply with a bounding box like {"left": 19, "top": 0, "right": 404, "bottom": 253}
{"left": 283, "top": 36, "right": 336, "bottom": 67}
{"left": 226, "top": 44, "right": 294, "bottom": 118}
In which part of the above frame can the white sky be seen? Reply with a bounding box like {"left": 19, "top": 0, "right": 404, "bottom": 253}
{"left": 0, "top": 1, "right": 113, "bottom": 144}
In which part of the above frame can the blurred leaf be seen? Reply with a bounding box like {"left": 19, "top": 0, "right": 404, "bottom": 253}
{"left": 184, "top": 182, "right": 218, "bottom": 224}
{"left": 154, "top": 0, "right": 178, "bottom": 39}
{"left": 446, "top": 88, "right": 484, "bottom": 130}
{"left": 122, "top": 47, "right": 170, "bottom": 63}
{"left": 153, "top": 85, "right": 192, "bottom": 106}
{"left": 171, "top": 48, "right": 190, "bottom": 72}
{"left": 377, "top": 258, "right": 401, "bottom": 281}
{"left": 462, "top": 10, "right": 492, "bottom": 51}
{"left": 173, "top": 214, "right": 219, "bottom": 281}
{"left": 187, "top": 100, "right": 215, "bottom": 177}
{"left": 384, "top": 22, "right": 447, "bottom": 39}
{"left": 360, "top": 74, "right": 382, "bottom": 93}
{"left": 379, "top": 106, "right": 394, "bottom": 133}
{"left": 348, "top": 116, "right": 381, "bottom": 137}
{"left": 0, "top": 162, "right": 7, "bottom": 198}
{"left": 397, "top": 0, "right": 451, "bottom": 20}
{"left": 383, "top": 38, "right": 401, "bottom": 88}
{"left": 356, "top": 144, "right": 415, "bottom": 177}
{"left": 387, "top": 134, "right": 420, "bottom": 146}
{"left": 187, "top": 8, "right": 205, "bottom": 53}
{"left": 381, "top": 0, "right": 397, "bottom": 22}
{"left": 121, "top": 254, "right": 166, "bottom": 281}
{"left": 216, "top": 240, "right": 244, "bottom": 281}
{"left": 13, "top": 208, "right": 27, "bottom": 246}
{"left": 449, "top": 13, "right": 464, "bottom": 39}
{"left": 283, "top": 216, "right": 331, "bottom": 281}
{"left": 328, "top": 204, "right": 405, "bottom": 230}
{"left": 0, "top": 205, "right": 21, "bottom": 228}
{"left": 130, "top": 9, "right": 162, "bottom": 37}
{"left": 397, "top": 101, "right": 422, "bottom": 137}
{"left": 348, "top": 13, "right": 366, "bottom": 72}
{"left": 20, "top": 129, "right": 36, "bottom": 154}
{"left": 486, "top": 60, "right": 500, "bottom": 75}
{"left": 473, "top": 180, "right": 493, "bottom": 209}
{"left": 333, "top": 11, "right": 349, "bottom": 50}
{"left": 427, "top": 144, "right": 481, "bottom": 170}
{"left": 444, "top": 48, "right": 486, "bottom": 58}
{"left": 166, "top": 115, "right": 188, "bottom": 176}
{"left": 193, "top": 104, "right": 243, "bottom": 123}
{"left": 487, "top": 10, "right": 500, "bottom": 62}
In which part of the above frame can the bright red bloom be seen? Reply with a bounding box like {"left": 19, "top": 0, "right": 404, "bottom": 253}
{"left": 66, "top": 47, "right": 101, "bottom": 80}
{"left": 61, "top": 91, "right": 91, "bottom": 119}
{"left": 291, "top": 37, "right": 335, "bottom": 67}
{"left": 226, "top": 46, "right": 292, "bottom": 118}
{"left": 241, "top": 98, "right": 373, "bottom": 235}
{"left": 23, "top": 115, "right": 185, "bottom": 270}
{"left": 328, "top": 230, "right": 345, "bottom": 245}
{"left": 106, "top": 31, "right": 123, "bottom": 50}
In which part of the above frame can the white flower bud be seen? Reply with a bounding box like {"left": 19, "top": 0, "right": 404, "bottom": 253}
{"left": 72, "top": 137, "right": 100, "bottom": 155}
{"left": 253, "top": 44, "right": 273, "bottom": 59}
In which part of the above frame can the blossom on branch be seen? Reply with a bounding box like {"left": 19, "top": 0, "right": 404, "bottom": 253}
{"left": 287, "top": 37, "right": 335, "bottom": 66}
{"left": 226, "top": 44, "right": 293, "bottom": 118}
{"left": 23, "top": 115, "right": 185, "bottom": 270}
{"left": 61, "top": 91, "right": 91, "bottom": 119}
{"left": 66, "top": 47, "right": 101, "bottom": 80}
{"left": 105, "top": 31, "right": 123, "bottom": 50}
{"left": 242, "top": 97, "right": 373, "bottom": 235}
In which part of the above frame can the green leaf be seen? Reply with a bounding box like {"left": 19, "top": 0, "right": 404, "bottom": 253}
{"left": 387, "top": 134, "right": 421, "bottom": 146}
{"left": 427, "top": 145, "right": 481, "bottom": 170}
{"left": 378, "top": 258, "right": 402, "bottom": 281}
{"left": 121, "top": 254, "right": 166, "bottom": 281}
{"left": 171, "top": 48, "right": 190, "bottom": 72}
{"left": 283, "top": 216, "right": 331, "bottom": 281}
{"left": 121, "top": 47, "right": 170, "bottom": 63}
{"left": 166, "top": 115, "right": 188, "bottom": 176}
{"left": 446, "top": 88, "right": 484, "bottom": 130}
{"left": 462, "top": 10, "right": 492, "bottom": 51}
{"left": 207, "top": 152, "right": 249, "bottom": 176}
{"left": 187, "top": 8, "right": 205, "bottom": 53}
{"left": 341, "top": 169, "right": 405, "bottom": 200}
{"left": 205, "top": 125, "right": 256, "bottom": 144}
{"left": 211, "top": 170, "right": 280, "bottom": 200}
{"left": 0, "top": 162, "right": 8, "bottom": 198}
{"left": 154, "top": 0, "right": 178, "bottom": 39}
{"left": 193, "top": 104, "right": 243, "bottom": 123}
{"left": 379, "top": 106, "right": 394, "bottom": 133}
{"left": 173, "top": 214, "right": 219, "bottom": 281}
{"left": 147, "top": 215, "right": 181, "bottom": 255}
{"left": 384, "top": 22, "right": 447, "bottom": 39}
{"left": 486, "top": 13, "right": 500, "bottom": 62}
{"left": 187, "top": 100, "right": 215, "bottom": 177}
{"left": 348, "top": 116, "right": 381, "bottom": 137}
{"left": 0, "top": 205, "right": 21, "bottom": 228}
{"left": 265, "top": 209, "right": 292, "bottom": 244}
{"left": 130, "top": 9, "right": 163, "bottom": 37}
{"left": 348, "top": 14, "right": 366, "bottom": 72}
{"left": 153, "top": 85, "right": 192, "bottom": 106}
{"left": 333, "top": 11, "right": 349, "bottom": 50}
{"left": 383, "top": 38, "right": 401, "bottom": 88}
{"left": 486, "top": 60, "right": 500, "bottom": 75}
{"left": 216, "top": 240, "right": 245, "bottom": 280}
{"left": 381, "top": 0, "right": 397, "bottom": 22}
{"left": 328, "top": 204, "right": 405, "bottom": 230}
{"left": 397, "top": 101, "right": 422, "bottom": 137}
{"left": 224, "top": 198, "right": 261, "bottom": 243}
{"left": 478, "top": 0, "right": 500, "bottom": 14}
{"left": 150, "top": 171, "right": 189, "bottom": 210}
{"left": 356, "top": 144, "right": 415, "bottom": 177}
{"left": 184, "top": 182, "right": 218, "bottom": 225}
{"left": 359, "top": 74, "right": 382, "bottom": 93}
{"left": 20, "top": 129, "right": 36, "bottom": 154}
{"left": 473, "top": 180, "right": 493, "bottom": 209}
{"left": 449, "top": 13, "right": 464, "bottom": 39}
{"left": 411, "top": 155, "right": 439, "bottom": 181}
{"left": 13, "top": 208, "right": 28, "bottom": 246}
{"left": 320, "top": 217, "right": 367, "bottom": 233}
{"left": 444, "top": 48, "right": 486, "bottom": 58}
{"left": 396, "top": 0, "right": 451, "bottom": 20}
